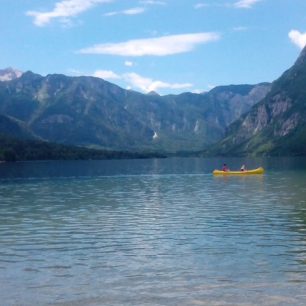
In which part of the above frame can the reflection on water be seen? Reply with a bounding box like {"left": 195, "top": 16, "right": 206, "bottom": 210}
{"left": 0, "top": 158, "right": 306, "bottom": 305}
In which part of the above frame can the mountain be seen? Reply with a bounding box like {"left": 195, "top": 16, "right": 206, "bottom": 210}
{"left": 0, "top": 70, "right": 270, "bottom": 152}
{"left": 208, "top": 46, "right": 306, "bottom": 156}
{"left": 0, "top": 67, "right": 23, "bottom": 81}
{"left": 157, "top": 84, "right": 270, "bottom": 151}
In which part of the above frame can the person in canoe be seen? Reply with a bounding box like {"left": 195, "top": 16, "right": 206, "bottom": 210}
{"left": 240, "top": 164, "right": 247, "bottom": 172}
{"left": 222, "top": 163, "right": 229, "bottom": 172}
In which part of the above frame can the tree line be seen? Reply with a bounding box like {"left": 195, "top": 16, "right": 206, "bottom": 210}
{"left": 0, "top": 135, "right": 165, "bottom": 162}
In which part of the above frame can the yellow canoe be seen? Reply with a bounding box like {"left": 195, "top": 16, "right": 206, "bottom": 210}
{"left": 213, "top": 167, "right": 264, "bottom": 175}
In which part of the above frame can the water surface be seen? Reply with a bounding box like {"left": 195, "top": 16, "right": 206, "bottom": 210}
{"left": 0, "top": 158, "right": 306, "bottom": 305}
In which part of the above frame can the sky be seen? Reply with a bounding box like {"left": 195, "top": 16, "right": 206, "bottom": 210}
{"left": 1, "top": 0, "right": 306, "bottom": 95}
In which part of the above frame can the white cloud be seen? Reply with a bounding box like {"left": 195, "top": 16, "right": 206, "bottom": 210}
{"left": 190, "top": 89, "right": 205, "bottom": 94}
{"left": 234, "top": 0, "right": 261, "bottom": 8}
{"left": 123, "top": 72, "right": 193, "bottom": 92}
{"left": 120, "top": 7, "right": 145, "bottom": 15}
{"left": 92, "top": 70, "right": 192, "bottom": 93}
{"left": 26, "top": 0, "right": 112, "bottom": 26}
{"left": 79, "top": 32, "right": 220, "bottom": 56}
{"left": 289, "top": 30, "right": 306, "bottom": 49}
{"left": 93, "top": 70, "right": 120, "bottom": 80}
{"left": 195, "top": 1, "right": 261, "bottom": 9}
{"left": 104, "top": 7, "right": 145, "bottom": 16}
{"left": 124, "top": 61, "right": 134, "bottom": 67}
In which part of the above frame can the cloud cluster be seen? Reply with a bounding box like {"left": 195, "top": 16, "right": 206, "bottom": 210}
{"left": 79, "top": 32, "right": 220, "bottom": 56}
{"left": 289, "top": 30, "right": 306, "bottom": 49}
{"left": 27, "top": 0, "right": 112, "bottom": 26}
{"left": 92, "top": 70, "right": 192, "bottom": 93}
{"left": 25, "top": 0, "right": 265, "bottom": 95}
{"left": 26, "top": 0, "right": 261, "bottom": 27}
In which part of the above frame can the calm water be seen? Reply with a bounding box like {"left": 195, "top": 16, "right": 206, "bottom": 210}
{"left": 1, "top": 157, "right": 306, "bottom": 306}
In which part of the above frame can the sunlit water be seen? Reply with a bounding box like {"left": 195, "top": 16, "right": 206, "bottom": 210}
{"left": 1, "top": 158, "right": 306, "bottom": 306}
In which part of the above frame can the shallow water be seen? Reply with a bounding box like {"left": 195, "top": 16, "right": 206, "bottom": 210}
{"left": 0, "top": 158, "right": 306, "bottom": 305}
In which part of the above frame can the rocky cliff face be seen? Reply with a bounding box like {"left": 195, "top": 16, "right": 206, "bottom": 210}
{"left": 0, "top": 70, "right": 270, "bottom": 152}
{"left": 210, "top": 46, "right": 306, "bottom": 156}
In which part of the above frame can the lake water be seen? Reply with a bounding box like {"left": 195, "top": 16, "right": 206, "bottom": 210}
{"left": 0, "top": 157, "right": 306, "bottom": 306}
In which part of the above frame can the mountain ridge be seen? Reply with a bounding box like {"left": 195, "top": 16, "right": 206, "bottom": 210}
{"left": 206, "top": 45, "right": 306, "bottom": 156}
{"left": 0, "top": 70, "right": 270, "bottom": 152}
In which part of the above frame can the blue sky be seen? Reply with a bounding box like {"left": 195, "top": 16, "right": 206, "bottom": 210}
{"left": 1, "top": 0, "right": 306, "bottom": 94}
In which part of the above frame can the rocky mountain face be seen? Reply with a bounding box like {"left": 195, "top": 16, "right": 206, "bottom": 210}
{"left": 0, "top": 67, "right": 23, "bottom": 81}
{"left": 0, "top": 70, "right": 270, "bottom": 152}
{"left": 210, "top": 46, "right": 306, "bottom": 156}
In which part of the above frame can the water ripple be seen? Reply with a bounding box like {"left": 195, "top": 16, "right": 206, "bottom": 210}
{"left": 1, "top": 159, "right": 306, "bottom": 305}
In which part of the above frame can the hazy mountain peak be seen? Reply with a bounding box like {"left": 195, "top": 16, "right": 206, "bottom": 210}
{"left": 147, "top": 91, "right": 160, "bottom": 96}
{"left": 0, "top": 67, "right": 23, "bottom": 81}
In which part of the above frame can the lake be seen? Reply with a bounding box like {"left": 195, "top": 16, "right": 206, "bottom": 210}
{"left": 0, "top": 157, "right": 306, "bottom": 306}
